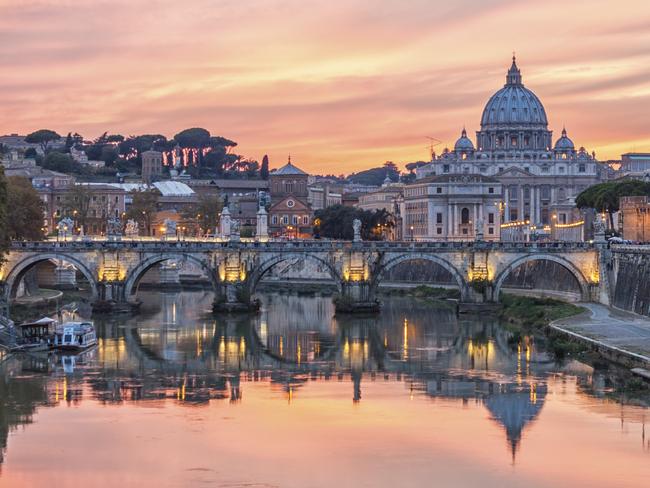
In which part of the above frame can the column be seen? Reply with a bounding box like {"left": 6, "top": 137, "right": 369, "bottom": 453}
{"left": 447, "top": 202, "right": 452, "bottom": 238}
{"left": 536, "top": 188, "right": 541, "bottom": 224}
{"left": 529, "top": 186, "right": 536, "bottom": 224}
{"left": 504, "top": 187, "right": 510, "bottom": 223}
{"left": 518, "top": 187, "right": 524, "bottom": 221}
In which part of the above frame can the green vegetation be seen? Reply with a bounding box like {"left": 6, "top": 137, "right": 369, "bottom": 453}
{"left": 125, "top": 190, "right": 160, "bottom": 235}
{"left": 381, "top": 285, "right": 460, "bottom": 300}
{"left": 25, "top": 129, "right": 61, "bottom": 153}
{"left": 347, "top": 161, "right": 399, "bottom": 186}
{"left": 39, "top": 151, "right": 88, "bottom": 174}
{"left": 499, "top": 294, "right": 587, "bottom": 359}
{"left": 181, "top": 193, "right": 223, "bottom": 235}
{"left": 577, "top": 179, "right": 650, "bottom": 229}
{"left": 0, "top": 167, "right": 9, "bottom": 265}
{"left": 314, "top": 205, "right": 394, "bottom": 240}
{"left": 499, "top": 294, "right": 584, "bottom": 329}
{"left": 5, "top": 176, "right": 46, "bottom": 240}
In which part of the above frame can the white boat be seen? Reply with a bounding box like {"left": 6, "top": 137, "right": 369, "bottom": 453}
{"left": 52, "top": 322, "right": 97, "bottom": 351}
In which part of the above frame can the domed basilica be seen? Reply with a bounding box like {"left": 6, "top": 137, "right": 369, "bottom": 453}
{"left": 406, "top": 57, "right": 606, "bottom": 241}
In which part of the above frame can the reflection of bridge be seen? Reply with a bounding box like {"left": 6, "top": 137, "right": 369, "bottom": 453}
{"left": 1, "top": 240, "right": 608, "bottom": 314}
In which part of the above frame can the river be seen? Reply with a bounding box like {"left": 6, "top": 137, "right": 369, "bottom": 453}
{"left": 0, "top": 290, "right": 649, "bottom": 487}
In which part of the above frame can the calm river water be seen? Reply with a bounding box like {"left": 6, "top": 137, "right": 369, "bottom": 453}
{"left": 1, "top": 290, "right": 649, "bottom": 487}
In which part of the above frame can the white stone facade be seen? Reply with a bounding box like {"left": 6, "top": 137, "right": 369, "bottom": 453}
{"left": 415, "top": 57, "right": 606, "bottom": 227}
{"left": 402, "top": 174, "right": 502, "bottom": 241}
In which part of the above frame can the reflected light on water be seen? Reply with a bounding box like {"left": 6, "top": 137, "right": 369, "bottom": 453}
{"left": 0, "top": 291, "right": 648, "bottom": 488}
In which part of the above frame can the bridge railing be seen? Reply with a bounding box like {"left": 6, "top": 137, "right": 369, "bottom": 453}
{"left": 8, "top": 239, "right": 599, "bottom": 252}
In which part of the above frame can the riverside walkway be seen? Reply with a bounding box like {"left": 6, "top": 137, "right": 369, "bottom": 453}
{"left": 552, "top": 303, "right": 650, "bottom": 367}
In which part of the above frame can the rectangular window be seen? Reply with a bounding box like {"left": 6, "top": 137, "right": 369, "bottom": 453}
{"left": 436, "top": 187, "right": 442, "bottom": 194}
{"left": 579, "top": 163, "right": 586, "bottom": 173}
{"left": 488, "top": 227, "right": 494, "bottom": 235}
{"left": 443, "top": 164, "right": 450, "bottom": 173}
{"left": 302, "top": 216, "right": 309, "bottom": 225}
{"left": 488, "top": 187, "right": 494, "bottom": 194}
{"left": 436, "top": 227, "right": 442, "bottom": 235}
{"left": 272, "top": 216, "right": 278, "bottom": 225}
{"left": 488, "top": 213, "right": 494, "bottom": 224}
{"left": 282, "top": 215, "right": 288, "bottom": 225}
{"left": 292, "top": 215, "right": 298, "bottom": 225}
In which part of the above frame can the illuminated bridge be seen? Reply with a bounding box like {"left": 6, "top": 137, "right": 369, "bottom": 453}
{"left": 0, "top": 239, "right": 612, "bottom": 315}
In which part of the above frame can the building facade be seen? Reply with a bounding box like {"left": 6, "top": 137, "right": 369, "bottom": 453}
{"left": 141, "top": 150, "right": 163, "bottom": 183}
{"left": 402, "top": 174, "right": 502, "bottom": 241}
{"left": 268, "top": 159, "right": 313, "bottom": 237}
{"left": 416, "top": 57, "right": 605, "bottom": 228}
{"left": 620, "top": 196, "right": 650, "bottom": 242}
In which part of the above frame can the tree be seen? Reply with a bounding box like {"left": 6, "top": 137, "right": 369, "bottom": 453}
{"left": 61, "top": 185, "right": 93, "bottom": 232}
{"left": 181, "top": 194, "right": 223, "bottom": 235}
{"left": 25, "top": 129, "right": 61, "bottom": 153}
{"left": 0, "top": 167, "right": 9, "bottom": 264}
{"left": 261, "top": 155, "right": 270, "bottom": 180}
{"left": 348, "top": 162, "right": 400, "bottom": 186}
{"left": 39, "top": 151, "right": 85, "bottom": 174}
{"left": 65, "top": 132, "right": 74, "bottom": 152}
{"left": 119, "top": 134, "right": 167, "bottom": 165}
{"left": 125, "top": 190, "right": 160, "bottom": 235}
{"left": 5, "top": 177, "right": 45, "bottom": 240}
{"left": 174, "top": 128, "right": 211, "bottom": 166}
{"left": 577, "top": 180, "right": 650, "bottom": 229}
{"left": 313, "top": 205, "right": 393, "bottom": 240}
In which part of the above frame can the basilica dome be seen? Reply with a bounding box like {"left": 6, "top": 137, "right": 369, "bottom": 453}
{"left": 454, "top": 128, "right": 475, "bottom": 151}
{"left": 480, "top": 57, "right": 548, "bottom": 128}
{"left": 554, "top": 128, "right": 574, "bottom": 150}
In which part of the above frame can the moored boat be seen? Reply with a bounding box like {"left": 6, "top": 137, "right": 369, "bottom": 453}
{"left": 16, "top": 317, "right": 57, "bottom": 351}
{"left": 52, "top": 322, "right": 97, "bottom": 351}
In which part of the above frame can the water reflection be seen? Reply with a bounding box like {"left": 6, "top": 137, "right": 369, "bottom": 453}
{"left": 1, "top": 291, "right": 649, "bottom": 486}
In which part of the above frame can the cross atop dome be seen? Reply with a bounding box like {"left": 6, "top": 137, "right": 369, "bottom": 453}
{"left": 506, "top": 54, "right": 522, "bottom": 86}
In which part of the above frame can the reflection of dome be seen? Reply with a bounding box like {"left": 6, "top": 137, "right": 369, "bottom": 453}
{"left": 480, "top": 56, "right": 548, "bottom": 127}
{"left": 484, "top": 384, "right": 546, "bottom": 461}
{"left": 454, "top": 128, "right": 475, "bottom": 151}
{"left": 554, "top": 127, "right": 574, "bottom": 150}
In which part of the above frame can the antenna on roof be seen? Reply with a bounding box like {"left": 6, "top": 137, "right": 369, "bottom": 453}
{"left": 426, "top": 136, "right": 441, "bottom": 159}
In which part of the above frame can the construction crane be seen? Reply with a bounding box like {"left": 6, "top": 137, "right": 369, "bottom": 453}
{"left": 426, "top": 136, "right": 442, "bottom": 160}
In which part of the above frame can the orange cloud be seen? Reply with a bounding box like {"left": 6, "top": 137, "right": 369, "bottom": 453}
{"left": 1, "top": 0, "right": 650, "bottom": 173}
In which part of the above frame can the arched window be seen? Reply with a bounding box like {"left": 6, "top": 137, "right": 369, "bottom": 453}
{"left": 461, "top": 207, "right": 470, "bottom": 224}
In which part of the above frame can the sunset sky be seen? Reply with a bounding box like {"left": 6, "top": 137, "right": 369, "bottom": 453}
{"left": 1, "top": 0, "right": 650, "bottom": 174}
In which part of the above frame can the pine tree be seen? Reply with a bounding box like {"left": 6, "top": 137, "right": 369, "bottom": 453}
{"left": 261, "top": 155, "right": 269, "bottom": 180}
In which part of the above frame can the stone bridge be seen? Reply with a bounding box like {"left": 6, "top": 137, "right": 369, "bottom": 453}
{"left": 0, "top": 240, "right": 608, "bottom": 315}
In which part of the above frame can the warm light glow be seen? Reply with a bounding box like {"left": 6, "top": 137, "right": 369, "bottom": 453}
{"left": 555, "top": 220, "right": 585, "bottom": 229}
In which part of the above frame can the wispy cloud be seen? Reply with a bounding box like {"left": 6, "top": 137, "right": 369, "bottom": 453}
{"left": 1, "top": 0, "right": 649, "bottom": 172}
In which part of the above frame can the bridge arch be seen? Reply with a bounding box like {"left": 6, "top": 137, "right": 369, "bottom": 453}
{"left": 493, "top": 254, "right": 591, "bottom": 301}
{"left": 371, "top": 253, "right": 468, "bottom": 297}
{"left": 3, "top": 253, "right": 99, "bottom": 302}
{"left": 248, "top": 253, "right": 343, "bottom": 294}
{"left": 123, "top": 254, "right": 219, "bottom": 298}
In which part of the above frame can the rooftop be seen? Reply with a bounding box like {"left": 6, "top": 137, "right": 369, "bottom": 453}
{"left": 271, "top": 159, "right": 308, "bottom": 176}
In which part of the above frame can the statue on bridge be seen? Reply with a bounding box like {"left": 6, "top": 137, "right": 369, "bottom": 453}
{"left": 106, "top": 217, "right": 122, "bottom": 239}
{"left": 125, "top": 219, "right": 139, "bottom": 238}
{"left": 57, "top": 217, "right": 74, "bottom": 239}
{"left": 353, "top": 218, "right": 362, "bottom": 242}
{"left": 163, "top": 219, "right": 177, "bottom": 238}
{"left": 475, "top": 216, "right": 484, "bottom": 241}
{"left": 219, "top": 207, "right": 232, "bottom": 238}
